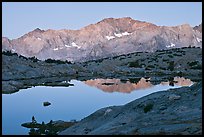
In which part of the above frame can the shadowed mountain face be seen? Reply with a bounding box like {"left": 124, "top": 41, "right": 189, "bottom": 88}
{"left": 2, "top": 17, "right": 202, "bottom": 62}
{"left": 84, "top": 77, "right": 194, "bottom": 93}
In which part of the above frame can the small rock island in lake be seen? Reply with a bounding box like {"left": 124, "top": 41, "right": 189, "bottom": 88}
{"left": 43, "top": 102, "right": 51, "bottom": 107}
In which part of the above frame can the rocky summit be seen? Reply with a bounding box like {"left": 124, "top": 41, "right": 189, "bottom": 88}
{"left": 2, "top": 17, "right": 202, "bottom": 62}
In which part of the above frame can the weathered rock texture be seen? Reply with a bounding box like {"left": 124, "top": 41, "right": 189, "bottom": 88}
{"left": 59, "top": 81, "right": 202, "bottom": 135}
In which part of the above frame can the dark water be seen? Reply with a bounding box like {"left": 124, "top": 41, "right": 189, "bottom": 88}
{"left": 2, "top": 77, "right": 194, "bottom": 135}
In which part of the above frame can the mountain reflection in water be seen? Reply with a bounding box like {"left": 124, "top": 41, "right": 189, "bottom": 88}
{"left": 84, "top": 77, "right": 194, "bottom": 93}
{"left": 160, "top": 77, "right": 194, "bottom": 87}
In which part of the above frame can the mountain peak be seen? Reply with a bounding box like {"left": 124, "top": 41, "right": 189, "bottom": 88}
{"left": 98, "top": 17, "right": 114, "bottom": 23}
{"left": 122, "top": 17, "right": 133, "bottom": 20}
{"left": 116, "top": 17, "right": 135, "bottom": 21}
{"left": 98, "top": 17, "right": 134, "bottom": 24}
{"left": 16, "top": 28, "right": 45, "bottom": 39}
{"left": 33, "top": 28, "right": 44, "bottom": 32}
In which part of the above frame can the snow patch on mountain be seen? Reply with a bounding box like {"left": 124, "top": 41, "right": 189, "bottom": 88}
{"left": 122, "top": 32, "right": 131, "bottom": 35}
{"left": 114, "top": 33, "right": 123, "bottom": 37}
{"left": 37, "top": 37, "right": 41, "bottom": 40}
{"left": 72, "top": 42, "right": 80, "bottom": 48}
{"left": 166, "top": 43, "right": 176, "bottom": 48}
{"left": 65, "top": 44, "right": 72, "bottom": 48}
{"left": 114, "top": 32, "right": 131, "bottom": 38}
{"left": 196, "top": 37, "right": 202, "bottom": 42}
{"left": 53, "top": 48, "right": 59, "bottom": 51}
{"left": 106, "top": 36, "right": 115, "bottom": 40}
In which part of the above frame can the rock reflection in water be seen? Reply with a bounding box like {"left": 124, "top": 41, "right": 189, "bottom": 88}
{"left": 84, "top": 77, "right": 194, "bottom": 93}
{"left": 84, "top": 78, "right": 152, "bottom": 93}
{"left": 161, "top": 77, "right": 194, "bottom": 87}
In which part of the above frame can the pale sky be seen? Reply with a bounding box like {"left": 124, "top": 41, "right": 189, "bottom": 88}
{"left": 2, "top": 2, "right": 202, "bottom": 39}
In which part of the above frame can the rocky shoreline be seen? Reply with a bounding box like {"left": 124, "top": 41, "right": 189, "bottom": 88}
{"left": 2, "top": 47, "right": 202, "bottom": 94}
{"left": 59, "top": 81, "right": 202, "bottom": 135}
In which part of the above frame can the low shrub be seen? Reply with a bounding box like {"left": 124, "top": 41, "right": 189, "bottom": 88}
{"left": 188, "top": 61, "right": 198, "bottom": 67}
{"left": 19, "top": 55, "right": 28, "bottom": 60}
{"left": 159, "top": 67, "right": 166, "bottom": 70}
{"left": 190, "top": 64, "right": 202, "bottom": 69}
{"left": 2, "top": 50, "right": 18, "bottom": 56}
{"left": 173, "top": 53, "right": 182, "bottom": 56}
{"left": 168, "top": 54, "right": 174, "bottom": 58}
{"left": 28, "top": 56, "right": 39, "bottom": 62}
{"left": 45, "top": 58, "right": 71, "bottom": 64}
{"left": 147, "top": 65, "right": 155, "bottom": 68}
{"left": 162, "top": 59, "right": 169, "bottom": 62}
{"left": 144, "top": 103, "right": 153, "bottom": 113}
{"left": 168, "top": 61, "right": 175, "bottom": 71}
{"left": 128, "top": 60, "right": 140, "bottom": 68}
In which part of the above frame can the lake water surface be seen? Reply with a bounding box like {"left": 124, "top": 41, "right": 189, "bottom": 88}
{"left": 2, "top": 77, "right": 194, "bottom": 135}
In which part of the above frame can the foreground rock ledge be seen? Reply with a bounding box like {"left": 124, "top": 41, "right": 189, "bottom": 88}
{"left": 59, "top": 82, "right": 202, "bottom": 135}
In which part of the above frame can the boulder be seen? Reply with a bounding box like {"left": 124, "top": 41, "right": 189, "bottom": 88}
{"left": 43, "top": 102, "right": 51, "bottom": 107}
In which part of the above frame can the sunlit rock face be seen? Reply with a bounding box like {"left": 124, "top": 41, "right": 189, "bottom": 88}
{"left": 84, "top": 77, "right": 194, "bottom": 93}
{"left": 2, "top": 17, "right": 202, "bottom": 62}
